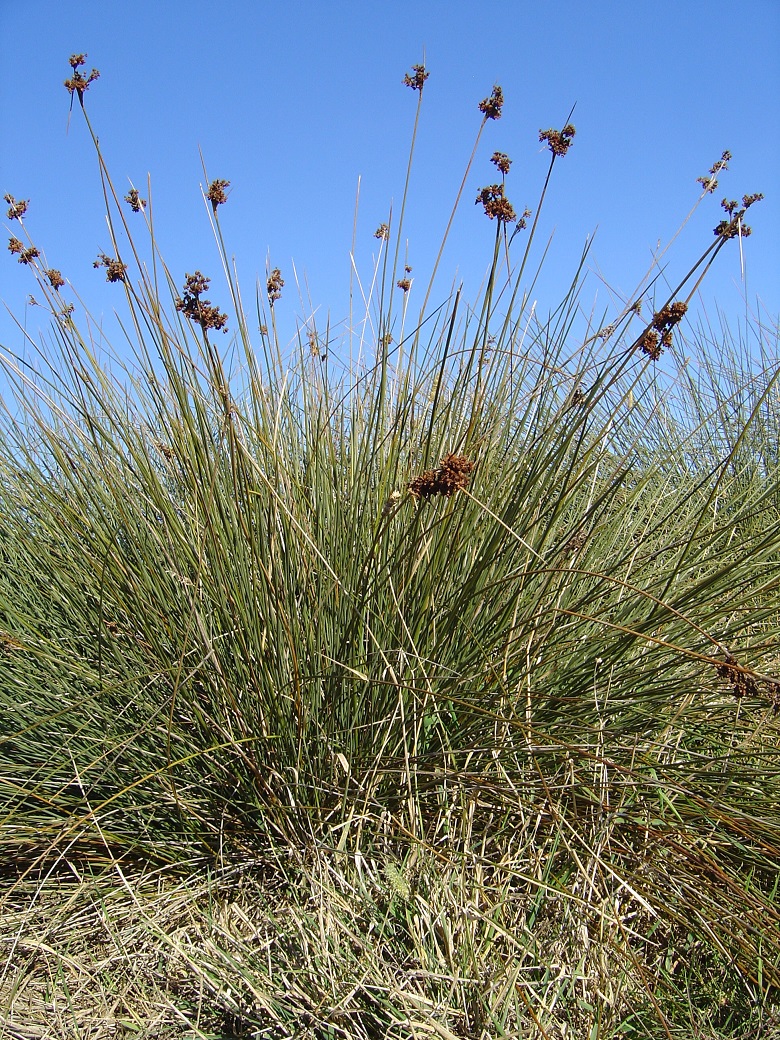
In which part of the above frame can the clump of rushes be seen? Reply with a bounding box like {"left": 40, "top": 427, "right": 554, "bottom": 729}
{"left": 408, "top": 453, "right": 475, "bottom": 500}
{"left": 697, "top": 149, "right": 732, "bottom": 193}
{"left": 174, "top": 271, "right": 228, "bottom": 332}
{"left": 539, "top": 123, "right": 576, "bottom": 156}
{"left": 93, "top": 253, "right": 128, "bottom": 283}
{"left": 267, "top": 267, "right": 284, "bottom": 303}
{"left": 63, "top": 53, "right": 100, "bottom": 102}
{"left": 714, "top": 192, "right": 763, "bottom": 239}
{"left": 206, "top": 178, "right": 230, "bottom": 212}
{"left": 124, "top": 187, "right": 146, "bottom": 212}
{"left": 478, "top": 84, "right": 504, "bottom": 119}
{"left": 4, "top": 194, "right": 28, "bottom": 221}
{"left": 402, "top": 63, "right": 429, "bottom": 92}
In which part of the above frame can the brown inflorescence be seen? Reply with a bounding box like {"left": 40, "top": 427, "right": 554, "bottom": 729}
{"left": 697, "top": 150, "right": 731, "bottom": 194}
{"left": 4, "top": 194, "right": 29, "bottom": 221}
{"left": 124, "top": 188, "right": 146, "bottom": 212}
{"left": 374, "top": 223, "right": 390, "bottom": 241}
{"left": 8, "top": 237, "right": 40, "bottom": 264}
{"left": 478, "top": 85, "right": 504, "bottom": 120}
{"left": 175, "top": 271, "right": 229, "bottom": 333}
{"left": 637, "top": 301, "right": 688, "bottom": 360}
{"left": 716, "top": 652, "right": 759, "bottom": 701}
{"left": 64, "top": 54, "right": 100, "bottom": 101}
{"left": 475, "top": 183, "right": 516, "bottom": 223}
{"left": 207, "top": 179, "right": 230, "bottom": 211}
{"left": 267, "top": 268, "right": 284, "bottom": 304}
{"left": 46, "top": 269, "right": 65, "bottom": 290}
{"left": 408, "top": 453, "right": 475, "bottom": 501}
{"left": 539, "top": 124, "right": 576, "bottom": 157}
{"left": 490, "top": 151, "right": 512, "bottom": 175}
{"left": 93, "top": 253, "right": 128, "bottom": 283}
{"left": 714, "top": 193, "right": 763, "bottom": 240}
{"left": 403, "top": 64, "right": 429, "bottom": 92}
{"left": 638, "top": 329, "right": 661, "bottom": 361}
{"left": 396, "top": 278, "right": 411, "bottom": 293}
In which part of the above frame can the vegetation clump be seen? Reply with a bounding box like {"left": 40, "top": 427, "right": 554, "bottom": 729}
{"left": 0, "top": 54, "right": 778, "bottom": 1040}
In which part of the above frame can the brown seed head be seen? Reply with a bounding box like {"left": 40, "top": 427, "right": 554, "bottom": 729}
{"left": 124, "top": 188, "right": 146, "bottom": 213}
{"left": 93, "top": 253, "right": 128, "bottom": 283}
{"left": 490, "top": 151, "right": 512, "bottom": 175}
{"left": 697, "top": 149, "right": 731, "bottom": 193}
{"left": 478, "top": 85, "right": 504, "bottom": 120}
{"left": 374, "top": 223, "right": 389, "bottom": 240}
{"left": 403, "top": 64, "right": 429, "bottom": 92}
{"left": 175, "top": 270, "right": 228, "bottom": 333}
{"left": 475, "top": 183, "right": 516, "bottom": 223}
{"left": 4, "top": 194, "right": 29, "bottom": 221}
{"left": 207, "top": 178, "right": 230, "bottom": 211}
{"left": 408, "top": 453, "right": 474, "bottom": 500}
{"left": 46, "top": 269, "right": 65, "bottom": 290}
{"left": 267, "top": 267, "right": 284, "bottom": 304}
{"left": 539, "top": 124, "right": 576, "bottom": 157}
{"left": 64, "top": 54, "right": 100, "bottom": 100}
{"left": 396, "top": 278, "right": 411, "bottom": 293}
{"left": 638, "top": 329, "right": 662, "bottom": 360}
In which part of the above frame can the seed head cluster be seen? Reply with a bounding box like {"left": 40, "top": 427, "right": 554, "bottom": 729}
{"left": 475, "top": 183, "right": 516, "bottom": 223}
{"left": 539, "top": 124, "right": 576, "bottom": 157}
{"left": 64, "top": 54, "right": 100, "bottom": 101}
{"left": 714, "top": 193, "right": 763, "bottom": 240}
{"left": 4, "top": 194, "right": 28, "bottom": 221}
{"left": 697, "top": 150, "right": 731, "bottom": 194}
{"left": 93, "top": 253, "right": 128, "bottom": 283}
{"left": 47, "top": 269, "right": 65, "bottom": 290}
{"left": 490, "top": 151, "right": 512, "bottom": 175}
{"left": 403, "top": 64, "right": 429, "bottom": 92}
{"left": 175, "top": 272, "right": 228, "bottom": 333}
{"left": 714, "top": 651, "right": 780, "bottom": 714}
{"left": 267, "top": 268, "right": 284, "bottom": 304}
{"left": 639, "top": 301, "right": 688, "bottom": 360}
{"left": 206, "top": 179, "right": 230, "bottom": 211}
{"left": 478, "top": 86, "right": 504, "bottom": 121}
{"left": 7, "top": 238, "right": 39, "bottom": 265}
{"left": 374, "top": 223, "right": 390, "bottom": 241}
{"left": 124, "top": 188, "right": 146, "bottom": 213}
{"left": 408, "top": 453, "right": 474, "bottom": 500}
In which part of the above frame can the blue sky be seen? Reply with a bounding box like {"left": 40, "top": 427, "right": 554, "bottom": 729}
{"left": 2, "top": 0, "right": 778, "bottom": 377}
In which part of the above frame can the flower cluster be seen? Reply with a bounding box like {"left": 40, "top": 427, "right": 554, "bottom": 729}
{"left": 267, "top": 267, "right": 284, "bottom": 304}
{"left": 93, "top": 253, "right": 128, "bottom": 283}
{"left": 374, "top": 223, "right": 389, "bottom": 241}
{"left": 4, "top": 194, "right": 28, "bottom": 221}
{"left": 539, "top": 124, "right": 576, "bottom": 157}
{"left": 124, "top": 188, "right": 146, "bottom": 212}
{"left": 475, "top": 183, "right": 516, "bottom": 223}
{"left": 639, "top": 300, "right": 688, "bottom": 360}
{"left": 408, "top": 453, "right": 474, "bottom": 500}
{"left": 64, "top": 54, "right": 100, "bottom": 101}
{"left": 175, "top": 271, "right": 228, "bottom": 333}
{"left": 403, "top": 64, "right": 429, "bottom": 92}
{"left": 714, "top": 193, "right": 763, "bottom": 240}
{"left": 697, "top": 150, "right": 731, "bottom": 194}
{"left": 490, "top": 151, "right": 512, "bottom": 175}
{"left": 478, "top": 85, "right": 504, "bottom": 120}
{"left": 7, "top": 237, "right": 39, "bottom": 264}
{"left": 206, "top": 178, "right": 230, "bottom": 211}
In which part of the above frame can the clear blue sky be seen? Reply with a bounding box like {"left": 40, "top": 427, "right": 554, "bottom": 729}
{"left": 2, "top": 0, "right": 778, "bottom": 376}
